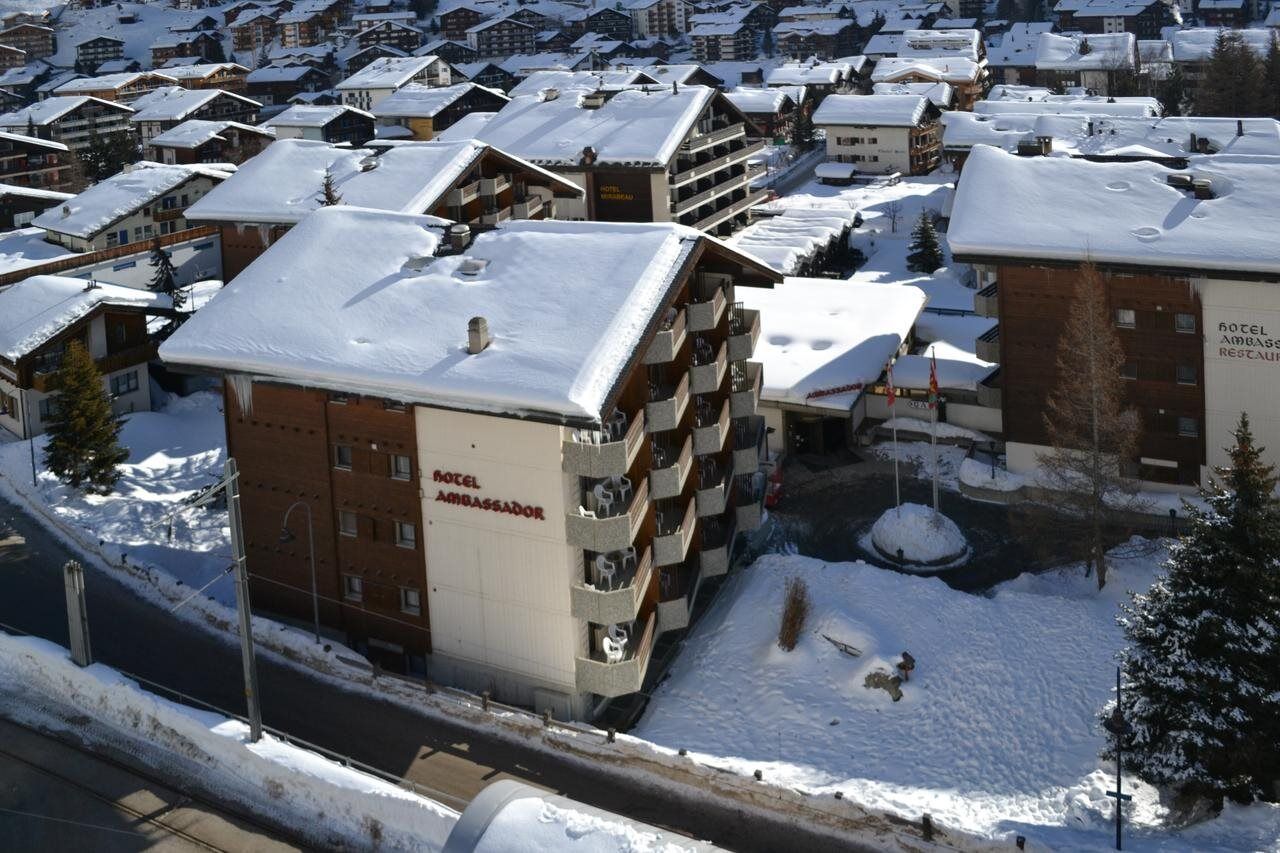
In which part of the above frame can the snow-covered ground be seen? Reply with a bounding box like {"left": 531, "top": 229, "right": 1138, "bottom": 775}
{"left": 868, "top": 502, "right": 968, "bottom": 565}
{"left": 0, "top": 631, "right": 460, "bottom": 850}
{"left": 634, "top": 545, "right": 1280, "bottom": 850}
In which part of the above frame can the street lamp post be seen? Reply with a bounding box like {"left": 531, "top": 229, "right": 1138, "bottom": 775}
{"left": 0, "top": 402, "right": 38, "bottom": 487}
{"left": 280, "top": 500, "right": 320, "bottom": 646}
{"left": 1103, "top": 666, "right": 1133, "bottom": 850}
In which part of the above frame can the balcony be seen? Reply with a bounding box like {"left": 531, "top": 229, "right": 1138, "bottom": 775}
{"left": 695, "top": 457, "right": 732, "bottom": 517}
{"left": 974, "top": 282, "right": 998, "bottom": 318}
{"left": 446, "top": 180, "right": 480, "bottom": 206}
{"left": 565, "top": 477, "right": 649, "bottom": 553}
{"left": 976, "top": 324, "right": 1000, "bottom": 363}
{"left": 643, "top": 307, "right": 686, "bottom": 365}
{"left": 681, "top": 121, "right": 745, "bottom": 154}
{"left": 656, "top": 562, "right": 702, "bottom": 634}
{"left": 653, "top": 498, "right": 696, "bottom": 567}
{"left": 32, "top": 342, "right": 156, "bottom": 393}
{"left": 152, "top": 206, "right": 186, "bottom": 223}
{"left": 670, "top": 178, "right": 744, "bottom": 218}
{"left": 691, "top": 187, "right": 770, "bottom": 233}
{"left": 670, "top": 139, "right": 764, "bottom": 188}
{"left": 977, "top": 367, "right": 1001, "bottom": 409}
{"left": 727, "top": 304, "right": 760, "bottom": 362}
{"left": 575, "top": 611, "right": 656, "bottom": 698}
{"left": 562, "top": 408, "right": 645, "bottom": 478}
{"left": 693, "top": 396, "right": 730, "bottom": 456}
{"left": 480, "top": 174, "right": 511, "bottom": 197}
{"left": 480, "top": 206, "right": 511, "bottom": 226}
{"left": 689, "top": 339, "right": 727, "bottom": 395}
{"left": 570, "top": 546, "right": 653, "bottom": 625}
{"left": 511, "top": 195, "right": 543, "bottom": 218}
{"left": 730, "top": 361, "right": 761, "bottom": 419}
{"left": 699, "top": 513, "right": 737, "bottom": 578}
{"left": 687, "top": 281, "right": 727, "bottom": 333}
{"left": 649, "top": 434, "right": 693, "bottom": 500}
{"left": 734, "top": 471, "right": 766, "bottom": 532}
{"left": 732, "top": 415, "right": 765, "bottom": 474}
{"left": 645, "top": 371, "right": 690, "bottom": 433}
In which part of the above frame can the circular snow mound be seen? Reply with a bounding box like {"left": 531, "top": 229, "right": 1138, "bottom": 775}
{"left": 870, "top": 503, "right": 968, "bottom": 566}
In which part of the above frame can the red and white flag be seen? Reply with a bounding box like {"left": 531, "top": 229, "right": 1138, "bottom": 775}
{"left": 886, "top": 363, "right": 896, "bottom": 408}
{"left": 927, "top": 350, "right": 939, "bottom": 409}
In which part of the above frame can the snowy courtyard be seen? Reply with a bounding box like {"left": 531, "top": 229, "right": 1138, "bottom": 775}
{"left": 634, "top": 547, "right": 1280, "bottom": 850}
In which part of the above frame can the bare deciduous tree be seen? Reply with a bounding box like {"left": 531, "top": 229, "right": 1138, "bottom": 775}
{"left": 884, "top": 200, "right": 903, "bottom": 233}
{"left": 1036, "top": 263, "right": 1146, "bottom": 589}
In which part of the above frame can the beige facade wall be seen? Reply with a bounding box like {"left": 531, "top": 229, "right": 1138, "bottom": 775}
{"left": 821, "top": 124, "right": 913, "bottom": 174}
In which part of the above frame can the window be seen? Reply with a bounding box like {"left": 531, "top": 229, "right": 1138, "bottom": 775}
{"left": 1177, "top": 416, "right": 1198, "bottom": 438}
{"left": 161, "top": 195, "right": 177, "bottom": 209}
{"left": 333, "top": 443, "right": 352, "bottom": 469}
{"left": 342, "top": 574, "right": 363, "bottom": 601}
{"left": 383, "top": 400, "right": 406, "bottom": 411}
{"left": 38, "top": 397, "right": 57, "bottom": 421}
{"left": 394, "top": 520, "right": 416, "bottom": 548}
{"left": 112, "top": 260, "right": 136, "bottom": 271}
{"left": 328, "top": 392, "right": 349, "bottom": 404}
{"left": 1115, "top": 308, "right": 1136, "bottom": 328}
{"left": 109, "top": 370, "right": 138, "bottom": 397}
{"left": 1120, "top": 362, "right": 1137, "bottom": 380}
{"left": 867, "top": 136, "right": 877, "bottom": 144}
{"left": 400, "top": 587, "right": 421, "bottom": 616}
{"left": 338, "top": 510, "right": 357, "bottom": 537}
{"left": 391, "top": 454, "right": 412, "bottom": 480}
{"left": 1175, "top": 313, "right": 1196, "bottom": 333}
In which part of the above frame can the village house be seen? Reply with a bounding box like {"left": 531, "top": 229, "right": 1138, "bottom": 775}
{"left": 161, "top": 62, "right": 251, "bottom": 94}
{"left": 128, "top": 87, "right": 261, "bottom": 144}
{"left": 0, "top": 130, "right": 75, "bottom": 193}
{"left": 467, "top": 17, "right": 538, "bottom": 58}
{"left": 0, "top": 184, "right": 73, "bottom": 229}
{"left": 440, "top": 5, "right": 486, "bottom": 41}
{"left": 0, "top": 22, "right": 54, "bottom": 60}
{"left": 813, "top": 93, "right": 942, "bottom": 175}
{"left": 158, "top": 208, "right": 776, "bottom": 714}
{"left": 335, "top": 54, "right": 452, "bottom": 110}
{"left": 74, "top": 35, "right": 125, "bottom": 74}
{"left": 262, "top": 103, "right": 376, "bottom": 144}
{"left": 149, "top": 31, "right": 224, "bottom": 67}
{"left": 54, "top": 71, "right": 180, "bottom": 104}
{"left": 1053, "top": 0, "right": 1172, "bottom": 40}
{"left": 771, "top": 19, "right": 859, "bottom": 60}
{"left": 0, "top": 97, "right": 135, "bottom": 160}
{"left": 1035, "top": 31, "right": 1136, "bottom": 95}
{"left": 355, "top": 20, "right": 424, "bottom": 53}
{"left": 146, "top": 119, "right": 276, "bottom": 165}
{"left": 230, "top": 10, "right": 279, "bottom": 54}
{"left": 246, "top": 63, "right": 331, "bottom": 106}
{"left": 723, "top": 87, "right": 796, "bottom": 140}
{"left": 372, "top": 82, "right": 509, "bottom": 140}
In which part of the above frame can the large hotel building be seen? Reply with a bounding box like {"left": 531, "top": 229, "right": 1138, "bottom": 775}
{"left": 160, "top": 208, "right": 777, "bottom": 720}
{"left": 949, "top": 146, "right": 1280, "bottom": 490}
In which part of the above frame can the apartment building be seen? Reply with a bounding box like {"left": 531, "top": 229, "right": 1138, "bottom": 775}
{"left": 0, "top": 184, "right": 72, "bottom": 228}
{"left": 355, "top": 21, "right": 423, "bottom": 53}
{"left": 277, "top": 8, "right": 326, "bottom": 48}
{"left": 158, "top": 209, "right": 776, "bottom": 718}
{"left": 689, "top": 22, "right": 753, "bottom": 62}
{"left": 771, "top": 19, "right": 859, "bottom": 60}
{"left": 813, "top": 94, "right": 941, "bottom": 175}
{"left": 466, "top": 17, "right": 537, "bottom": 57}
{"left": 230, "top": 11, "right": 278, "bottom": 53}
{"left": 949, "top": 146, "right": 1280, "bottom": 489}
{"left": 0, "top": 22, "right": 54, "bottom": 60}
{"left": 475, "top": 84, "right": 767, "bottom": 236}
{"left": 1054, "top": 0, "right": 1172, "bottom": 39}
{"left": 129, "top": 87, "right": 261, "bottom": 144}
{"left": 0, "top": 276, "right": 166, "bottom": 440}
{"left": 75, "top": 35, "right": 125, "bottom": 73}
{"left": 245, "top": 64, "right": 331, "bottom": 106}
{"left": 1035, "top": 32, "right": 1136, "bottom": 96}
{"left": 0, "top": 130, "right": 74, "bottom": 192}
{"left": 0, "top": 97, "right": 135, "bottom": 159}
{"left": 54, "top": 71, "right": 180, "bottom": 104}
{"left": 150, "top": 31, "right": 223, "bottom": 67}
{"left": 628, "top": 0, "right": 692, "bottom": 37}
{"left": 335, "top": 54, "right": 452, "bottom": 110}
{"left": 440, "top": 5, "right": 486, "bottom": 40}
{"left": 186, "top": 138, "right": 583, "bottom": 278}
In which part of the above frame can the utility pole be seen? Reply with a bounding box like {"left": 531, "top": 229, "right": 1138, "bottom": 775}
{"left": 225, "top": 458, "right": 263, "bottom": 742}
{"left": 63, "top": 561, "right": 91, "bottom": 667}
{"left": 1104, "top": 666, "right": 1133, "bottom": 850}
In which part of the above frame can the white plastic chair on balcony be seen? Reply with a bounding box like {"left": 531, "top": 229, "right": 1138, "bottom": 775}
{"left": 609, "top": 475, "right": 632, "bottom": 505}
{"left": 601, "top": 635, "right": 625, "bottom": 664}
{"left": 592, "top": 483, "right": 615, "bottom": 517}
{"left": 617, "top": 546, "right": 637, "bottom": 573}
{"left": 609, "top": 408, "right": 628, "bottom": 441}
{"left": 594, "top": 554, "right": 618, "bottom": 591}
{"left": 607, "top": 623, "right": 629, "bottom": 646}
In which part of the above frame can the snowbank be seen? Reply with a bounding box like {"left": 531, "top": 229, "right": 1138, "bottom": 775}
{"left": 959, "top": 457, "right": 1025, "bottom": 492}
{"left": 635, "top": 547, "right": 1280, "bottom": 850}
{"left": 0, "top": 632, "right": 458, "bottom": 850}
{"left": 881, "top": 416, "right": 990, "bottom": 442}
{"left": 869, "top": 502, "right": 968, "bottom": 564}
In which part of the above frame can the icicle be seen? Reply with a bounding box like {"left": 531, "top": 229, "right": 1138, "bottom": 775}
{"left": 234, "top": 222, "right": 246, "bottom": 237}
{"left": 256, "top": 223, "right": 270, "bottom": 246}
{"left": 228, "top": 373, "right": 254, "bottom": 417}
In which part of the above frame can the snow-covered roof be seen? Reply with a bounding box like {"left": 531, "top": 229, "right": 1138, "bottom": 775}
{"left": 263, "top": 103, "right": 375, "bottom": 128}
{"left": 813, "top": 94, "right": 931, "bottom": 127}
{"left": 0, "top": 130, "right": 66, "bottom": 152}
{"left": 973, "top": 97, "right": 1160, "bottom": 117}
{"left": 0, "top": 183, "right": 72, "bottom": 202}
{"left": 898, "top": 28, "right": 982, "bottom": 61}
{"left": 737, "top": 277, "right": 926, "bottom": 411}
{"left": 129, "top": 87, "right": 261, "bottom": 122}
{"left": 160, "top": 211, "right": 773, "bottom": 422}
{"left": 34, "top": 162, "right": 230, "bottom": 239}
{"left": 871, "top": 55, "right": 984, "bottom": 84}
{"left": 724, "top": 86, "right": 794, "bottom": 114}
{"left": 765, "top": 62, "right": 846, "bottom": 87}
{"left": 1061, "top": 0, "right": 1158, "bottom": 17}
{"left": 0, "top": 95, "right": 133, "bottom": 128}
{"left": 0, "top": 276, "right": 169, "bottom": 362}
{"left": 335, "top": 55, "right": 441, "bottom": 91}
{"left": 863, "top": 33, "right": 904, "bottom": 57}
{"left": 985, "top": 21, "right": 1052, "bottom": 67}
{"left": 373, "top": 81, "right": 507, "bottom": 118}
{"left": 948, "top": 146, "right": 1280, "bottom": 276}
{"left": 508, "top": 69, "right": 642, "bottom": 98}
{"left": 872, "top": 81, "right": 954, "bottom": 108}
{"left": 54, "top": 71, "right": 178, "bottom": 94}
{"left": 728, "top": 206, "right": 858, "bottom": 273}
{"left": 246, "top": 64, "right": 321, "bottom": 83}
{"left": 187, "top": 138, "right": 578, "bottom": 225}
{"left": 1168, "top": 27, "right": 1273, "bottom": 62}
{"left": 772, "top": 18, "right": 854, "bottom": 36}
{"left": 433, "top": 110, "right": 496, "bottom": 141}
{"left": 1035, "top": 32, "right": 1135, "bottom": 71}
{"left": 161, "top": 62, "right": 251, "bottom": 82}
{"left": 473, "top": 85, "right": 718, "bottom": 168}
{"left": 149, "top": 119, "right": 275, "bottom": 149}
{"left": 944, "top": 112, "right": 1280, "bottom": 156}
{"left": 498, "top": 52, "right": 592, "bottom": 75}
{"left": 894, "top": 341, "right": 994, "bottom": 391}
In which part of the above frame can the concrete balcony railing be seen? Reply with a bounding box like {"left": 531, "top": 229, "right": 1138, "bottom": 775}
{"left": 727, "top": 305, "right": 760, "bottom": 362}
{"left": 687, "top": 284, "right": 727, "bottom": 333}
{"left": 974, "top": 282, "right": 998, "bottom": 318}
{"left": 732, "top": 415, "right": 765, "bottom": 474}
{"left": 693, "top": 396, "right": 730, "bottom": 456}
{"left": 645, "top": 371, "right": 690, "bottom": 433}
{"left": 570, "top": 546, "right": 653, "bottom": 625}
{"left": 562, "top": 409, "right": 645, "bottom": 478}
{"left": 689, "top": 339, "right": 728, "bottom": 395}
{"left": 669, "top": 139, "right": 764, "bottom": 188}
{"left": 446, "top": 180, "right": 480, "bottom": 206}
{"left": 691, "top": 187, "right": 770, "bottom": 233}
{"left": 649, "top": 434, "right": 693, "bottom": 500}
{"left": 653, "top": 498, "right": 696, "bottom": 567}
{"left": 695, "top": 458, "right": 732, "bottom": 518}
{"left": 480, "top": 206, "right": 511, "bottom": 226}
{"left": 511, "top": 195, "right": 543, "bottom": 218}
{"left": 681, "top": 121, "right": 745, "bottom": 154}
{"left": 643, "top": 307, "right": 686, "bottom": 365}
{"left": 575, "top": 611, "right": 656, "bottom": 698}
{"left": 657, "top": 561, "right": 703, "bottom": 634}
{"left": 670, "top": 178, "right": 744, "bottom": 218}
{"left": 699, "top": 514, "right": 737, "bottom": 578}
{"left": 734, "top": 472, "right": 766, "bottom": 532}
{"left": 730, "top": 361, "right": 762, "bottom": 419}
{"left": 977, "top": 368, "right": 1001, "bottom": 409}
{"left": 565, "top": 478, "right": 649, "bottom": 554}
{"left": 976, "top": 324, "right": 1000, "bottom": 363}
{"left": 480, "top": 174, "right": 511, "bottom": 197}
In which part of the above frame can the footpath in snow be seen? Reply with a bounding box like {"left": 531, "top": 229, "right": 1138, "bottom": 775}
{"left": 634, "top": 545, "right": 1280, "bottom": 851}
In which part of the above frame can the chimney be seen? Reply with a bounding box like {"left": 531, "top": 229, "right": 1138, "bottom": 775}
{"left": 581, "top": 145, "right": 597, "bottom": 166}
{"left": 1086, "top": 120, "right": 1094, "bottom": 136}
{"left": 1237, "top": 119, "right": 1244, "bottom": 137}
{"left": 1189, "top": 132, "right": 1197, "bottom": 152}
{"left": 539, "top": 86, "right": 559, "bottom": 102}
{"left": 672, "top": 80, "right": 678, "bottom": 94}
{"left": 467, "top": 316, "right": 490, "bottom": 354}
{"left": 1192, "top": 178, "right": 1214, "bottom": 200}
{"left": 446, "top": 222, "right": 471, "bottom": 253}
{"left": 1037, "top": 135, "right": 1052, "bottom": 155}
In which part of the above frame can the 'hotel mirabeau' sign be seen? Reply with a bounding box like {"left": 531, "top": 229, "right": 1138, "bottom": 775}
{"left": 432, "top": 469, "right": 546, "bottom": 521}
{"left": 1218, "top": 321, "right": 1280, "bottom": 362}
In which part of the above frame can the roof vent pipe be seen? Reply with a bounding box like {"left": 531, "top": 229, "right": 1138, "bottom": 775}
{"left": 1237, "top": 119, "right": 1244, "bottom": 137}
{"left": 1086, "top": 120, "right": 1094, "bottom": 136}
{"left": 672, "top": 80, "right": 678, "bottom": 94}
{"left": 1192, "top": 178, "right": 1214, "bottom": 200}
{"left": 448, "top": 222, "right": 471, "bottom": 252}
{"left": 1189, "top": 132, "right": 1197, "bottom": 152}
{"left": 467, "top": 316, "right": 490, "bottom": 354}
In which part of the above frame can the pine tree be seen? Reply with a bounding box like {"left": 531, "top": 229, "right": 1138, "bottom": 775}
{"left": 1265, "top": 31, "right": 1280, "bottom": 118}
{"left": 148, "top": 236, "right": 184, "bottom": 311}
{"left": 906, "top": 210, "right": 943, "bottom": 273}
{"left": 761, "top": 27, "right": 773, "bottom": 59}
{"left": 1196, "top": 30, "right": 1267, "bottom": 116}
{"left": 256, "top": 42, "right": 271, "bottom": 69}
{"left": 318, "top": 168, "right": 342, "bottom": 205}
{"left": 1036, "top": 263, "right": 1144, "bottom": 589}
{"left": 42, "top": 341, "right": 130, "bottom": 495}
{"left": 1111, "top": 413, "right": 1280, "bottom": 806}
{"left": 25, "top": 115, "right": 35, "bottom": 139}
{"left": 789, "top": 106, "right": 814, "bottom": 151}
{"left": 1157, "top": 63, "right": 1188, "bottom": 118}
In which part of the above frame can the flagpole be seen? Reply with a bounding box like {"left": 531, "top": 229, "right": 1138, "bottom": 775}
{"left": 930, "top": 347, "right": 940, "bottom": 518}
{"left": 888, "top": 364, "right": 900, "bottom": 517}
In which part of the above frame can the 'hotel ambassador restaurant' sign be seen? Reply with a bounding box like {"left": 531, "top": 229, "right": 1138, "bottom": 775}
{"left": 593, "top": 172, "right": 653, "bottom": 221}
